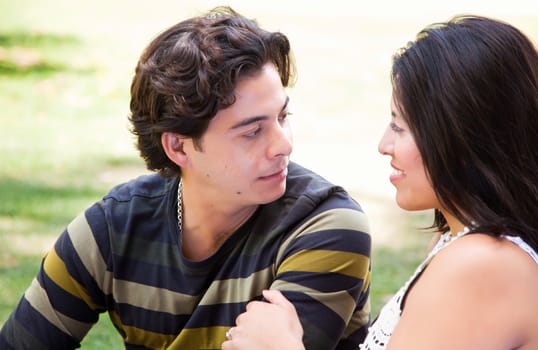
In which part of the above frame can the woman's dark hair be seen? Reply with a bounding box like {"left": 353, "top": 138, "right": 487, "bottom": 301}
{"left": 391, "top": 15, "right": 538, "bottom": 250}
{"left": 129, "top": 6, "right": 295, "bottom": 177}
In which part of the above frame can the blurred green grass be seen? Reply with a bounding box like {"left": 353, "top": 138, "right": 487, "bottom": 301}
{"left": 1, "top": 0, "right": 536, "bottom": 348}
{"left": 0, "top": 1, "right": 146, "bottom": 346}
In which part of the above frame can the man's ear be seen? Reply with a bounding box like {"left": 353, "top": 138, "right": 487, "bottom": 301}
{"left": 161, "top": 132, "right": 190, "bottom": 168}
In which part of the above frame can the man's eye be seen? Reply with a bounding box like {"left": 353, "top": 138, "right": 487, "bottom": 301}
{"left": 245, "top": 127, "right": 261, "bottom": 137}
{"left": 280, "top": 111, "right": 293, "bottom": 121}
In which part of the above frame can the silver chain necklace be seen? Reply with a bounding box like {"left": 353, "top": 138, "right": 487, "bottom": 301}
{"left": 177, "top": 178, "right": 183, "bottom": 234}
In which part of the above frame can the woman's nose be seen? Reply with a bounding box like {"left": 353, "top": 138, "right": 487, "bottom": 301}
{"left": 378, "top": 126, "right": 394, "bottom": 156}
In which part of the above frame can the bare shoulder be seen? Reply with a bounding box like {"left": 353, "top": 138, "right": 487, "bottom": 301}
{"left": 394, "top": 233, "right": 538, "bottom": 349}
{"left": 420, "top": 233, "right": 538, "bottom": 303}
{"left": 431, "top": 233, "right": 538, "bottom": 284}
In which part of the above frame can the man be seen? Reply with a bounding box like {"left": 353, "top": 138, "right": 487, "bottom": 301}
{"left": 0, "top": 7, "right": 371, "bottom": 349}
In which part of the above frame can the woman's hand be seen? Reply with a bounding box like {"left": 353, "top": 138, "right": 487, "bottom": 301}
{"left": 221, "top": 289, "right": 305, "bottom": 350}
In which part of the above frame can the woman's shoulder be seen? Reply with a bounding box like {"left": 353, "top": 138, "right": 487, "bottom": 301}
{"left": 433, "top": 233, "right": 538, "bottom": 279}
{"left": 420, "top": 233, "right": 538, "bottom": 296}
{"left": 402, "top": 232, "right": 538, "bottom": 347}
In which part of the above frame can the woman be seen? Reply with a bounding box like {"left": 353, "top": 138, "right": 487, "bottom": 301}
{"left": 221, "top": 15, "right": 538, "bottom": 350}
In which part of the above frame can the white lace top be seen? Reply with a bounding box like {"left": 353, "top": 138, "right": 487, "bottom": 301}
{"left": 359, "top": 229, "right": 538, "bottom": 350}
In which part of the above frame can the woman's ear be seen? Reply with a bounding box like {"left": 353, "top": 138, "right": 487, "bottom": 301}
{"left": 161, "top": 132, "right": 190, "bottom": 168}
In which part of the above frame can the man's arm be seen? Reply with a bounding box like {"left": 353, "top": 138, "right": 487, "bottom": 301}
{"left": 0, "top": 208, "right": 108, "bottom": 349}
{"left": 272, "top": 195, "right": 371, "bottom": 350}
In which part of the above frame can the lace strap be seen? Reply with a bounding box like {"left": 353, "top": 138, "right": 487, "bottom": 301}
{"left": 503, "top": 235, "right": 538, "bottom": 265}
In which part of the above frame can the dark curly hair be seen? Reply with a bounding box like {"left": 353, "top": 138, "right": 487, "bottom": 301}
{"left": 129, "top": 6, "right": 295, "bottom": 177}
{"left": 391, "top": 15, "right": 538, "bottom": 251}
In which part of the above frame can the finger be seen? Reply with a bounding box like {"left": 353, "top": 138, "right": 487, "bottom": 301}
{"left": 244, "top": 299, "right": 266, "bottom": 312}
{"left": 261, "top": 289, "right": 292, "bottom": 307}
{"left": 225, "top": 327, "right": 234, "bottom": 340}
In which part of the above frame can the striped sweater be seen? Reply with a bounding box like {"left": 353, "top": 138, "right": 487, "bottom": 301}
{"left": 0, "top": 162, "right": 371, "bottom": 349}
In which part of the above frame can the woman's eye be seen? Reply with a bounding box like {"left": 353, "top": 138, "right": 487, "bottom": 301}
{"left": 390, "top": 122, "right": 404, "bottom": 133}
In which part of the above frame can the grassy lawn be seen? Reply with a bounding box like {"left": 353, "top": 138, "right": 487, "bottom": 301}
{"left": 1, "top": 1, "right": 536, "bottom": 348}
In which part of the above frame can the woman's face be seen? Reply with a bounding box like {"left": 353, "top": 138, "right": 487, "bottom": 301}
{"left": 378, "top": 94, "right": 440, "bottom": 211}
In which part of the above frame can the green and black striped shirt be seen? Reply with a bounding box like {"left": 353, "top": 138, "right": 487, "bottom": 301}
{"left": 1, "top": 162, "right": 371, "bottom": 349}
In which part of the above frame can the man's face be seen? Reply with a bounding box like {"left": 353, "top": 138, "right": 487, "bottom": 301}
{"left": 182, "top": 63, "right": 293, "bottom": 207}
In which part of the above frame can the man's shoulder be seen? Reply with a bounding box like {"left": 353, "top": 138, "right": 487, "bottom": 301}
{"left": 104, "top": 172, "right": 176, "bottom": 203}
{"left": 90, "top": 173, "right": 176, "bottom": 240}
{"left": 256, "top": 162, "right": 367, "bottom": 235}
{"left": 286, "top": 161, "right": 360, "bottom": 209}
{"left": 287, "top": 162, "right": 336, "bottom": 195}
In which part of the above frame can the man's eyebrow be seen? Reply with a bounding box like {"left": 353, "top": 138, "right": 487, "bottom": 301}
{"left": 230, "top": 96, "right": 289, "bottom": 129}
